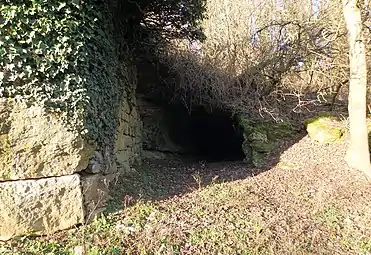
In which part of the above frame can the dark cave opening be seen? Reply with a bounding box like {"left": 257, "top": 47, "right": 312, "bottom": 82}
{"left": 163, "top": 105, "right": 245, "bottom": 161}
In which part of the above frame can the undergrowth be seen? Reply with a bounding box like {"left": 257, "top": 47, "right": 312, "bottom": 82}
{"left": 2, "top": 158, "right": 370, "bottom": 255}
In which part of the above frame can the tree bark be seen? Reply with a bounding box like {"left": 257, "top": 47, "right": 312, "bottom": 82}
{"left": 342, "top": 0, "right": 371, "bottom": 177}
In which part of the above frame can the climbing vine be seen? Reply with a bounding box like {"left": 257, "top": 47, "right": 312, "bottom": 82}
{"left": 0, "top": 0, "right": 129, "bottom": 147}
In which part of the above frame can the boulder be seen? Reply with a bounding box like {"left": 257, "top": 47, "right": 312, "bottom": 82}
{"left": 305, "top": 114, "right": 345, "bottom": 143}
{"left": 251, "top": 150, "right": 266, "bottom": 168}
{"left": 0, "top": 174, "right": 84, "bottom": 241}
{"left": 0, "top": 100, "right": 94, "bottom": 181}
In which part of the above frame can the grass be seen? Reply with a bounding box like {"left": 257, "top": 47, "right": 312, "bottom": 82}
{"left": 1, "top": 151, "right": 371, "bottom": 254}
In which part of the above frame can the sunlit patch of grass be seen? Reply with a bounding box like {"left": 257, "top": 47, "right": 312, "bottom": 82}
{"left": 0, "top": 237, "right": 72, "bottom": 255}
{"left": 359, "top": 238, "right": 371, "bottom": 254}
{"left": 313, "top": 204, "right": 345, "bottom": 232}
{"left": 195, "top": 181, "right": 248, "bottom": 205}
{"left": 311, "top": 203, "right": 371, "bottom": 254}
{"left": 276, "top": 160, "right": 302, "bottom": 169}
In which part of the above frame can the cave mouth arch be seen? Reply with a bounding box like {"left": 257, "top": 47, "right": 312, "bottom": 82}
{"left": 162, "top": 104, "right": 245, "bottom": 162}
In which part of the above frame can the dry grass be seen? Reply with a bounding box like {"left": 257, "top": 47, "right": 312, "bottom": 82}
{"left": 2, "top": 133, "right": 371, "bottom": 255}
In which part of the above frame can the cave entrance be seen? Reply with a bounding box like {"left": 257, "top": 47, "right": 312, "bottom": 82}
{"left": 163, "top": 105, "right": 245, "bottom": 162}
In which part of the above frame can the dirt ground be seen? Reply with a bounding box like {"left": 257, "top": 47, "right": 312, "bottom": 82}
{"left": 1, "top": 131, "right": 371, "bottom": 255}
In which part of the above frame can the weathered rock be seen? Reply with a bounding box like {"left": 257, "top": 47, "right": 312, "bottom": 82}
{"left": 248, "top": 130, "right": 268, "bottom": 142}
{"left": 237, "top": 115, "right": 296, "bottom": 167}
{"left": 251, "top": 150, "right": 266, "bottom": 168}
{"left": 115, "top": 99, "right": 142, "bottom": 166}
{"left": 0, "top": 174, "right": 84, "bottom": 241}
{"left": 0, "top": 100, "right": 94, "bottom": 181}
{"left": 141, "top": 150, "right": 176, "bottom": 160}
{"left": 248, "top": 131, "right": 272, "bottom": 153}
{"left": 242, "top": 140, "right": 253, "bottom": 163}
{"left": 86, "top": 151, "right": 105, "bottom": 174}
{"left": 137, "top": 98, "right": 186, "bottom": 154}
{"left": 257, "top": 121, "right": 295, "bottom": 141}
{"left": 81, "top": 174, "right": 117, "bottom": 222}
{"left": 0, "top": 63, "right": 143, "bottom": 240}
{"left": 305, "top": 114, "right": 345, "bottom": 143}
{"left": 250, "top": 140, "right": 273, "bottom": 153}
{"left": 237, "top": 115, "right": 254, "bottom": 135}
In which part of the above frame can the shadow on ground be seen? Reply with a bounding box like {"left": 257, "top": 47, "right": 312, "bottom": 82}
{"left": 106, "top": 129, "right": 309, "bottom": 213}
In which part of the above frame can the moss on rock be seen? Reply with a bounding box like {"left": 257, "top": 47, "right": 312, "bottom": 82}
{"left": 250, "top": 140, "right": 273, "bottom": 153}
{"left": 251, "top": 150, "right": 266, "bottom": 168}
{"left": 237, "top": 115, "right": 295, "bottom": 167}
{"left": 248, "top": 131, "right": 272, "bottom": 153}
{"left": 305, "top": 114, "right": 345, "bottom": 144}
{"left": 237, "top": 116, "right": 254, "bottom": 135}
{"left": 264, "top": 121, "right": 295, "bottom": 141}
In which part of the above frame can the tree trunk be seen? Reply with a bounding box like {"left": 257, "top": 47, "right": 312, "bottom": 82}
{"left": 342, "top": 0, "right": 371, "bottom": 177}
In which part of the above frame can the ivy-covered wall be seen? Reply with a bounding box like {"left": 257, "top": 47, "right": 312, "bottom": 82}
{"left": 0, "top": 0, "right": 143, "bottom": 240}
{"left": 0, "top": 0, "right": 131, "bottom": 148}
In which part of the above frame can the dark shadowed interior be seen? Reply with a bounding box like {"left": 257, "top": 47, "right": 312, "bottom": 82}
{"left": 163, "top": 105, "right": 245, "bottom": 161}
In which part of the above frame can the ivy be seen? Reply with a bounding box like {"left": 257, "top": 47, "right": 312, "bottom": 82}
{"left": 0, "top": 0, "right": 129, "bottom": 147}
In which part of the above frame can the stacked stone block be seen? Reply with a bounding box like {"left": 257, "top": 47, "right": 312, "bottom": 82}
{"left": 0, "top": 97, "right": 142, "bottom": 240}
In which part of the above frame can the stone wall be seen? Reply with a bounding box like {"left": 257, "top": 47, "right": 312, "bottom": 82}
{"left": 0, "top": 96, "right": 142, "bottom": 241}
{"left": 137, "top": 95, "right": 192, "bottom": 156}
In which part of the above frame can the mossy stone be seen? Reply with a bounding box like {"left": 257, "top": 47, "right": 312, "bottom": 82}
{"left": 237, "top": 115, "right": 254, "bottom": 135}
{"left": 242, "top": 140, "right": 253, "bottom": 163}
{"left": 251, "top": 150, "right": 266, "bottom": 167}
{"left": 254, "top": 121, "right": 294, "bottom": 141}
{"left": 250, "top": 140, "right": 273, "bottom": 153}
{"left": 247, "top": 131, "right": 268, "bottom": 142}
{"left": 248, "top": 131, "right": 273, "bottom": 153}
{"left": 305, "top": 115, "right": 345, "bottom": 143}
{"left": 237, "top": 115, "right": 292, "bottom": 166}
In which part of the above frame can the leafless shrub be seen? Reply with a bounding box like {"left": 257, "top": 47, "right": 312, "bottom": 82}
{"left": 153, "top": 0, "right": 371, "bottom": 120}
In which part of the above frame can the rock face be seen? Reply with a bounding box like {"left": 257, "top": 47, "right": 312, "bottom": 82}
{"left": 0, "top": 95, "right": 142, "bottom": 240}
{"left": 238, "top": 115, "right": 296, "bottom": 167}
{"left": 81, "top": 174, "right": 117, "bottom": 222}
{"left": 0, "top": 99, "right": 94, "bottom": 181}
{"left": 137, "top": 97, "right": 188, "bottom": 155}
{"left": 115, "top": 99, "right": 142, "bottom": 167}
{"left": 0, "top": 174, "right": 84, "bottom": 241}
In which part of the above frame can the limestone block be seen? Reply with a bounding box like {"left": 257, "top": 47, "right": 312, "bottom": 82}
{"left": 0, "top": 100, "right": 94, "bottom": 180}
{"left": 0, "top": 174, "right": 84, "bottom": 241}
{"left": 115, "top": 98, "right": 142, "bottom": 166}
{"left": 81, "top": 174, "right": 117, "bottom": 222}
